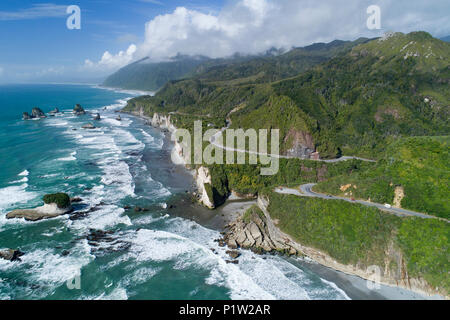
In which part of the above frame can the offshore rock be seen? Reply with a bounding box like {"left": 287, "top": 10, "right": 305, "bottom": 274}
{"left": 22, "top": 112, "right": 31, "bottom": 120}
{"left": 73, "top": 104, "right": 86, "bottom": 115}
{"left": 31, "top": 107, "right": 46, "bottom": 118}
{"left": 82, "top": 123, "right": 96, "bottom": 129}
{"left": 0, "top": 249, "right": 24, "bottom": 262}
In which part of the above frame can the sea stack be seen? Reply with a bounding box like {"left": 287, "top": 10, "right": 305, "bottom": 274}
{"left": 31, "top": 107, "right": 46, "bottom": 118}
{"left": 6, "top": 193, "right": 73, "bottom": 222}
{"left": 73, "top": 104, "right": 86, "bottom": 115}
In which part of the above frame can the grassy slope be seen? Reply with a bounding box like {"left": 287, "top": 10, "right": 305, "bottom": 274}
{"left": 266, "top": 192, "right": 449, "bottom": 295}
{"left": 315, "top": 136, "right": 450, "bottom": 219}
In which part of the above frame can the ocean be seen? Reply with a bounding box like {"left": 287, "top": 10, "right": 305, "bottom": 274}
{"left": 0, "top": 84, "right": 419, "bottom": 300}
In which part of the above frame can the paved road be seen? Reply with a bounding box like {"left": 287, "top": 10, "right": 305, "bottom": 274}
{"left": 210, "top": 128, "right": 376, "bottom": 163}
{"left": 275, "top": 183, "right": 447, "bottom": 221}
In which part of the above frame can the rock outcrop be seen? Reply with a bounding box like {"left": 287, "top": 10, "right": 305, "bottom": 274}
{"left": 31, "top": 108, "right": 46, "bottom": 119}
{"left": 284, "top": 129, "right": 315, "bottom": 159}
{"left": 73, "top": 104, "right": 86, "bottom": 115}
{"left": 22, "top": 112, "right": 31, "bottom": 120}
{"left": 223, "top": 197, "right": 299, "bottom": 255}
{"left": 22, "top": 108, "right": 46, "bottom": 120}
{"left": 0, "top": 249, "right": 24, "bottom": 262}
{"left": 195, "top": 166, "right": 215, "bottom": 209}
{"left": 82, "top": 123, "right": 96, "bottom": 129}
{"left": 222, "top": 195, "right": 445, "bottom": 298}
{"left": 7, "top": 193, "right": 73, "bottom": 222}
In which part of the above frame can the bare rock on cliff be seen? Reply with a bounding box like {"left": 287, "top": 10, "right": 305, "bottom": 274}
{"left": 284, "top": 129, "right": 315, "bottom": 158}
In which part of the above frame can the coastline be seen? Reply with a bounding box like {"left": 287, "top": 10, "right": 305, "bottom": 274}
{"left": 123, "top": 109, "right": 444, "bottom": 301}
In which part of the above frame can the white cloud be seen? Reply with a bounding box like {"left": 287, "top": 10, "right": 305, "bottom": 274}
{"left": 86, "top": 0, "right": 450, "bottom": 70}
{"left": 84, "top": 44, "right": 137, "bottom": 70}
{"left": 0, "top": 3, "right": 67, "bottom": 21}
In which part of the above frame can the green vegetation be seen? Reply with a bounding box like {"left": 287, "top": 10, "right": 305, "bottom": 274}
{"left": 242, "top": 205, "right": 265, "bottom": 223}
{"left": 265, "top": 192, "right": 449, "bottom": 294}
{"left": 207, "top": 158, "right": 373, "bottom": 206}
{"left": 43, "top": 193, "right": 71, "bottom": 209}
{"left": 103, "top": 56, "right": 210, "bottom": 91}
{"left": 124, "top": 32, "right": 450, "bottom": 159}
{"left": 119, "top": 32, "right": 449, "bottom": 294}
{"left": 315, "top": 136, "right": 450, "bottom": 219}
{"left": 105, "top": 38, "right": 369, "bottom": 92}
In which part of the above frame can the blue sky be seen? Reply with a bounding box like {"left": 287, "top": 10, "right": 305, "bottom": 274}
{"left": 0, "top": 0, "right": 448, "bottom": 83}
{"left": 0, "top": 0, "right": 224, "bottom": 82}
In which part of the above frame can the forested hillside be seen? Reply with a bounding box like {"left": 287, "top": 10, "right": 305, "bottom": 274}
{"left": 124, "top": 32, "right": 450, "bottom": 159}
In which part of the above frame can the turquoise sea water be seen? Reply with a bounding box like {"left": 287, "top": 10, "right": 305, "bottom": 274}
{"left": 0, "top": 84, "right": 352, "bottom": 300}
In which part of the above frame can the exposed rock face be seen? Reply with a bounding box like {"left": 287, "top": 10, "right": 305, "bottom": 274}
{"left": 284, "top": 129, "right": 315, "bottom": 159}
{"left": 0, "top": 249, "right": 24, "bottom": 262}
{"left": 31, "top": 108, "right": 46, "bottom": 119}
{"left": 70, "top": 197, "right": 83, "bottom": 203}
{"left": 223, "top": 197, "right": 298, "bottom": 255}
{"left": 223, "top": 195, "right": 445, "bottom": 298}
{"left": 195, "top": 166, "right": 215, "bottom": 209}
{"left": 393, "top": 186, "right": 405, "bottom": 208}
{"left": 82, "top": 123, "right": 96, "bottom": 129}
{"left": 93, "top": 113, "right": 101, "bottom": 121}
{"left": 22, "top": 112, "right": 31, "bottom": 120}
{"left": 7, "top": 202, "right": 73, "bottom": 222}
{"left": 151, "top": 113, "right": 176, "bottom": 132}
{"left": 73, "top": 104, "right": 86, "bottom": 115}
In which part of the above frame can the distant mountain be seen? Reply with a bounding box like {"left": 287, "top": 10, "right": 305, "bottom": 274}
{"left": 103, "top": 38, "right": 371, "bottom": 92}
{"left": 103, "top": 55, "right": 211, "bottom": 92}
{"left": 441, "top": 35, "right": 450, "bottom": 42}
{"left": 192, "top": 38, "right": 371, "bottom": 84}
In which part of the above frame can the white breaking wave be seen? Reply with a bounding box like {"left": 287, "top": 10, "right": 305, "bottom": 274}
{"left": 0, "top": 184, "right": 37, "bottom": 214}
{"left": 159, "top": 218, "right": 349, "bottom": 300}
{"left": 58, "top": 151, "right": 77, "bottom": 162}
{"left": 9, "top": 177, "right": 28, "bottom": 184}
{"left": 18, "top": 170, "right": 29, "bottom": 177}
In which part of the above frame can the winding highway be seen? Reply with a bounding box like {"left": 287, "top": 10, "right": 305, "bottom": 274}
{"left": 275, "top": 183, "right": 448, "bottom": 221}
{"left": 210, "top": 123, "right": 376, "bottom": 163}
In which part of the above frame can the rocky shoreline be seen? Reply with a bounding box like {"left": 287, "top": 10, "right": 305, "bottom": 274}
{"left": 121, "top": 108, "right": 446, "bottom": 300}
{"left": 218, "top": 195, "right": 447, "bottom": 299}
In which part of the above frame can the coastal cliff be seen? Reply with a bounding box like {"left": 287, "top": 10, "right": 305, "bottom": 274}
{"left": 222, "top": 194, "right": 447, "bottom": 298}
{"left": 126, "top": 110, "right": 216, "bottom": 209}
